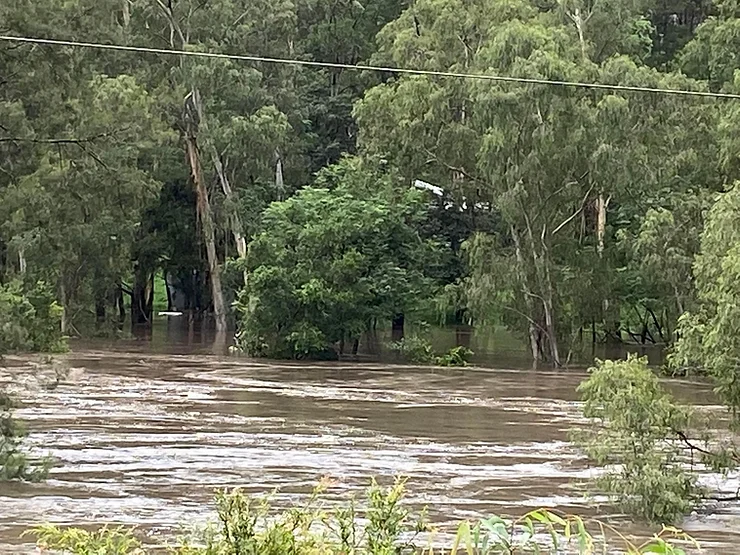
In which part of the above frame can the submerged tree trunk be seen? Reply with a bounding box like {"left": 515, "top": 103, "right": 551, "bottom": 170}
{"left": 59, "top": 281, "right": 68, "bottom": 336}
{"left": 95, "top": 294, "right": 106, "bottom": 325}
{"left": 596, "top": 193, "right": 622, "bottom": 342}
{"left": 154, "top": 0, "right": 226, "bottom": 331}
{"left": 131, "top": 266, "right": 154, "bottom": 326}
{"left": 391, "top": 313, "right": 405, "bottom": 342}
{"left": 522, "top": 219, "right": 561, "bottom": 367}
{"left": 184, "top": 89, "right": 227, "bottom": 332}
{"left": 164, "top": 270, "right": 174, "bottom": 311}
{"left": 540, "top": 232, "right": 561, "bottom": 367}
{"left": 115, "top": 282, "right": 125, "bottom": 324}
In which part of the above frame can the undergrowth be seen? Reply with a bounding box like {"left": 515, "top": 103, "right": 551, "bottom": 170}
{"left": 389, "top": 335, "right": 473, "bottom": 367}
{"left": 30, "top": 478, "right": 697, "bottom": 554}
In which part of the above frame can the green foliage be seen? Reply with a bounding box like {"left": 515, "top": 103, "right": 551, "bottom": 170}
{"left": 389, "top": 336, "right": 474, "bottom": 366}
{"left": 0, "top": 280, "right": 59, "bottom": 482}
{"left": 576, "top": 356, "right": 700, "bottom": 523}
{"left": 27, "top": 480, "right": 698, "bottom": 554}
{"left": 389, "top": 335, "right": 436, "bottom": 364}
{"left": 29, "top": 524, "right": 143, "bottom": 555}
{"left": 446, "top": 509, "right": 696, "bottom": 555}
{"left": 167, "top": 477, "right": 425, "bottom": 555}
{"left": 235, "top": 159, "right": 442, "bottom": 359}
{"left": 0, "top": 391, "right": 50, "bottom": 482}
{"left": 435, "top": 346, "right": 474, "bottom": 367}
{"left": 365, "top": 478, "right": 422, "bottom": 554}
{"left": 354, "top": 0, "right": 726, "bottom": 365}
{"left": 0, "top": 0, "right": 737, "bottom": 364}
{"left": 680, "top": 2, "right": 740, "bottom": 91}
{"left": 671, "top": 185, "right": 740, "bottom": 419}
{"left": 0, "top": 280, "right": 66, "bottom": 355}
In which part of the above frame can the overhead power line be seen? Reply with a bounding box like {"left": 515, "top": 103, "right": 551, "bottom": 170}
{"left": 2, "top": 35, "right": 740, "bottom": 100}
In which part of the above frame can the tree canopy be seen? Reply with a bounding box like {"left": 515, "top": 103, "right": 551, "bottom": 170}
{"left": 236, "top": 158, "right": 441, "bottom": 358}
{"left": 0, "top": 0, "right": 737, "bottom": 365}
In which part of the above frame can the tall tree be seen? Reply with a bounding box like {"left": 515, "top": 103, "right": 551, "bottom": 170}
{"left": 355, "top": 0, "right": 721, "bottom": 364}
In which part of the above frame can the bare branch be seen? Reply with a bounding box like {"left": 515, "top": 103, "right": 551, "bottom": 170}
{"left": 75, "top": 143, "right": 109, "bottom": 170}
{"left": 154, "top": 0, "right": 186, "bottom": 47}
{"left": 674, "top": 428, "right": 740, "bottom": 464}
{"left": 423, "top": 147, "right": 486, "bottom": 184}
{"left": 503, "top": 305, "right": 548, "bottom": 335}
{"left": 552, "top": 181, "right": 595, "bottom": 236}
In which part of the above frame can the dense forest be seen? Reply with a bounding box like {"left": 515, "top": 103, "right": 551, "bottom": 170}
{"left": 1, "top": 0, "right": 740, "bottom": 365}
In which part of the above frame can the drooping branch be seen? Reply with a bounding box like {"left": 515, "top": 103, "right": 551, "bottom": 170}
{"left": 673, "top": 428, "right": 740, "bottom": 466}
{"left": 503, "top": 305, "right": 548, "bottom": 336}
{"left": 0, "top": 129, "right": 125, "bottom": 144}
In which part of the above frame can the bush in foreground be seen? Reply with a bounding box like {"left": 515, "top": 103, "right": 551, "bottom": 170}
{"left": 30, "top": 478, "right": 696, "bottom": 554}
{"left": 575, "top": 355, "right": 735, "bottom": 524}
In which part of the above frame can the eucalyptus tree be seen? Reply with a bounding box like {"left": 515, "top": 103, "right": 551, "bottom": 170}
{"left": 1, "top": 0, "right": 308, "bottom": 330}
{"left": 680, "top": 0, "right": 740, "bottom": 90}
{"left": 0, "top": 0, "right": 175, "bottom": 331}
{"left": 355, "top": 0, "right": 721, "bottom": 364}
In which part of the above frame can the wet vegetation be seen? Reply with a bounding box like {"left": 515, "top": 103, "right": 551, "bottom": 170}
{"left": 30, "top": 480, "right": 695, "bottom": 554}
{"left": 0, "top": 282, "right": 63, "bottom": 482}
{"left": 576, "top": 357, "right": 701, "bottom": 523}
{"left": 389, "top": 336, "right": 474, "bottom": 367}
{"left": 0, "top": 281, "right": 67, "bottom": 355}
{"left": 0, "top": 390, "right": 50, "bottom": 482}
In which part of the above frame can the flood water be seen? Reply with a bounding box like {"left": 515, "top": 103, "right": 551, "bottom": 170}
{"left": 1, "top": 323, "right": 739, "bottom": 553}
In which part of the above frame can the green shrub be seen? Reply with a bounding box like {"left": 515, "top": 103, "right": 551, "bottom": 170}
{"left": 435, "top": 346, "right": 474, "bottom": 367}
{"left": 448, "top": 509, "right": 696, "bottom": 555}
{"left": 389, "top": 335, "right": 435, "bottom": 364}
{"left": 26, "top": 479, "right": 698, "bottom": 554}
{"left": 0, "top": 281, "right": 62, "bottom": 482}
{"left": 29, "top": 523, "right": 143, "bottom": 554}
{"left": 390, "top": 336, "right": 473, "bottom": 367}
{"left": 184, "top": 477, "right": 424, "bottom": 555}
{"left": 0, "top": 280, "right": 67, "bottom": 354}
{"left": 575, "top": 356, "right": 701, "bottom": 523}
{"left": 1, "top": 391, "right": 50, "bottom": 481}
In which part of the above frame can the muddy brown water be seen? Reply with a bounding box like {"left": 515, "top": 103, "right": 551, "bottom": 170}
{"left": 1, "top": 327, "right": 740, "bottom": 553}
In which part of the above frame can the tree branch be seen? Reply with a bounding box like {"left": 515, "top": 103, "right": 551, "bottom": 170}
{"left": 0, "top": 129, "right": 126, "bottom": 144}
{"left": 74, "top": 143, "right": 109, "bottom": 170}
{"left": 503, "top": 305, "right": 548, "bottom": 335}
{"left": 423, "top": 147, "right": 486, "bottom": 185}
{"left": 154, "top": 0, "right": 187, "bottom": 48}
{"left": 674, "top": 428, "right": 740, "bottom": 464}
{"left": 552, "top": 181, "right": 595, "bottom": 236}
{"left": 120, "top": 283, "right": 133, "bottom": 297}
